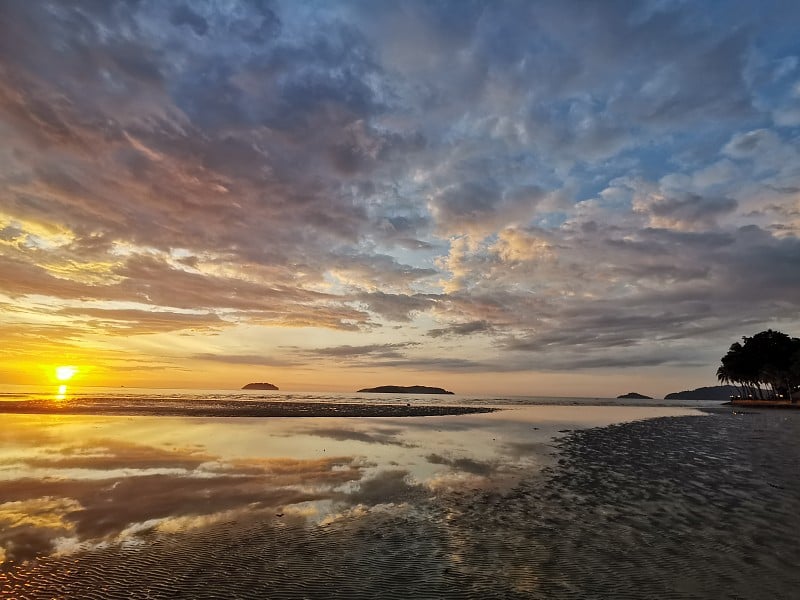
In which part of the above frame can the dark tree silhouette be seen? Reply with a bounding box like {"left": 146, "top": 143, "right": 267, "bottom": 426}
{"left": 718, "top": 330, "right": 800, "bottom": 402}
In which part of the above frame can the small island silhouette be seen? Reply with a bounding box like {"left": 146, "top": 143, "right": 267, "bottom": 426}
{"left": 665, "top": 385, "right": 736, "bottom": 400}
{"left": 617, "top": 392, "right": 652, "bottom": 399}
{"left": 242, "top": 382, "right": 279, "bottom": 390}
{"left": 358, "top": 385, "right": 454, "bottom": 395}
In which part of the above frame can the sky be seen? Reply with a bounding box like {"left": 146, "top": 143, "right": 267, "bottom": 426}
{"left": 0, "top": 0, "right": 799, "bottom": 397}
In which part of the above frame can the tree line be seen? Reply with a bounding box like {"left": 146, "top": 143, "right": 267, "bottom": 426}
{"left": 717, "top": 329, "right": 800, "bottom": 403}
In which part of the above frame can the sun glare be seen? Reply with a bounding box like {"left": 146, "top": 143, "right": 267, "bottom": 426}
{"left": 55, "top": 366, "right": 77, "bottom": 381}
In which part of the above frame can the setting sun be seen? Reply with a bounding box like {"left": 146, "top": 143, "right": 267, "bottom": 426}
{"left": 55, "top": 366, "right": 77, "bottom": 382}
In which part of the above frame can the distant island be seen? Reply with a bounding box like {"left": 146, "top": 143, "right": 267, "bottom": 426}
{"left": 358, "top": 385, "right": 454, "bottom": 395}
{"left": 617, "top": 392, "right": 652, "bottom": 399}
{"left": 242, "top": 382, "right": 279, "bottom": 390}
{"left": 665, "top": 385, "right": 737, "bottom": 400}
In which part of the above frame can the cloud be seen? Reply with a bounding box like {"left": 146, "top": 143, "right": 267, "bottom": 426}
{"left": 290, "top": 342, "right": 418, "bottom": 360}
{"left": 360, "top": 356, "right": 493, "bottom": 372}
{"left": 354, "top": 291, "right": 437, "bottom": 322}
{"left": 428, "top": 320, "right": 493, "bottom": 338}
{"left": 633, "top": 192, "right": 738, "bottom": 231}
{"left": 57, "top": 307, "right": 225, "bottom": 335}
{"left": 0, "top": 0, "right": 798, "bottom": 384}
{"left": 192, "top": 353, "right": 301, "bottom": 367}
{"left": 169, "top": 5, "right": 209, "bottom": 37}
{"left": 327, "top": 252, "right": 438, "bottom": 290}
{"left": 429, "top": 181, "right": 547, "bottom": 236}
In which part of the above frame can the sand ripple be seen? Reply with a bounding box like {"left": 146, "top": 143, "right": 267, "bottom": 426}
{"left": 3, "top": 409, "right": 798, "bottom": 598}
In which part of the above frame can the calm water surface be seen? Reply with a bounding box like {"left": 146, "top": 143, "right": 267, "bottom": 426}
{"left": 0, "top": 385, "right": 726, "bottom": 410}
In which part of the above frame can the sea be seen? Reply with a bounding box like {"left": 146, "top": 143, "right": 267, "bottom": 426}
{"left": 0, "top": 385, "right": 726, "bottom": 414}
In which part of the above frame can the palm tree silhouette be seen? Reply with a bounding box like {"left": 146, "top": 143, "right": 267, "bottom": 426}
{"left": 718, "top": 330, "right": 800, "bottom": 403}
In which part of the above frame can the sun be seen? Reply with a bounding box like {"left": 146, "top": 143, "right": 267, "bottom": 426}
{"left": 55, "top": 366, "right": 78, "bottom": 382}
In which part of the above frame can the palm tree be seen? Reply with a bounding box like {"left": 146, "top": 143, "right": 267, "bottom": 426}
{"left": 718, "top": 330, "right": 800, "bottom": 402}
{"left": 717, "top": 364, "right": 742, "bottom": 398}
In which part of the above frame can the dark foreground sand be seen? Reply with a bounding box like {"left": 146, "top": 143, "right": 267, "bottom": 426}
{"left": 3, "top": 408, "right": 799, "bottom": 599}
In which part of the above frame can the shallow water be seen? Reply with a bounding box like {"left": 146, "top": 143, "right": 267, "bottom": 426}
{"left": 2, "top": 404, "right": 797, "bottom": 598}
{"left": 0, "top": 385, "right": 728, "bottom": 411}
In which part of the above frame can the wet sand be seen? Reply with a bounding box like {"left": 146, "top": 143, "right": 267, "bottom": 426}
{"left": 2, "top": 407, "right": 798, "bottom": 598}
{"left": 455, "top": 407, "right": 800, "bottom": 598}
{"left": 0, "top": 398, "right": 495, "bottom": 417}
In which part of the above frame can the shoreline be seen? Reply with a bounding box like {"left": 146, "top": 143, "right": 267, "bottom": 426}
{"left": 0, "top": 400, "right": 497, "bottom": 418}
{"left": 730, "top": 399, "right": 800, "bottom": 409}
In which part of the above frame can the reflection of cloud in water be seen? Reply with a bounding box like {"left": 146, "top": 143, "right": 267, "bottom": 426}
{"left": 317, "top": 503, "right": 372, "bottom": 526}
{"left": 345, "top": 470, "right": 427, "bottom": 506}
{"left": 0, "top": 448, "right": 367, "bottom": 563}
{"left": 424, "top": 471, "right": 496, "bottom": 493}
{"left": 0, "top": 498, "right": 81, "bottom": 562}
{"left": 68, "top": 474, "right": 332, "bottom": 539}
{"left": 0, "top": 407, "right": 634, "bottom": 567}
{"left": 6, "top": 438, "right": 214, "bottom": 472}
{"left": 0, "top": 424, "right": 60, "bottom": 447}
{"left": 203, "top": 455, "right": 363, "bottom": 482}
{"left": 503, "top": 440, "right": 558, "bottom": 461}
{"left": 288, "top": 425, "right": 418, "bottom": 447}
{"left": 426, "top": 453, "right": 496, "bottom": 476}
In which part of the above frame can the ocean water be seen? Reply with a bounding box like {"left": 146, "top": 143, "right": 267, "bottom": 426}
{"left": 0, "top": 385, "right": 726, "bottom": 414}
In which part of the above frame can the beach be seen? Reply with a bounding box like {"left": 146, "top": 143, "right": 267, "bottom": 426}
{"left": 3, "top": 3, "right": 799, "bottom": 599}
{"left": 1, "top": 400, "right": 798, "bottom": 598}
